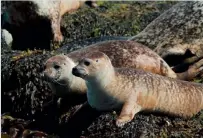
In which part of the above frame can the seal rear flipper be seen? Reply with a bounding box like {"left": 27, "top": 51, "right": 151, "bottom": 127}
{"left": 160, "top": 60, "right": 177, "bottom": 79}
{"left": 176, "top": 58, "right": 203, "bottom": 81}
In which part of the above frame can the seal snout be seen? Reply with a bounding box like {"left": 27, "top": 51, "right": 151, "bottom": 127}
{"left": 42, "top": 70, "right": 54, "bottom": 82}
{"left": 72, "top": 67, "right": 87, "bottom": 78}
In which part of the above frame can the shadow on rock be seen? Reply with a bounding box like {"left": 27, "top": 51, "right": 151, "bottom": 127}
{"left": 1, "top": 1, "right": 53, "bottom": 50}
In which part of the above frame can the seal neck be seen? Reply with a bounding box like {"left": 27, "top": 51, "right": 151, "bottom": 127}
{"left": 87, "top": 65, "right": 115, "bottom": 90}
{"left": 70, "top": 75, "right": 87, "bottom": 94}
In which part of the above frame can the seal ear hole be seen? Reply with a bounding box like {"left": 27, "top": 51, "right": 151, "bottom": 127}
{"left": 96, "top": 60, "right": 98, "bottom": 62}
{"left": 54, "top": 65, "right": 60, "bottom": 70}
{"left": 84, "top": 61, "right": 90, "bottom": 66}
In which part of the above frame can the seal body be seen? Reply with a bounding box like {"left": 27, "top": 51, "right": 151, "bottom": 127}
{"left": 72, "top": 52, "right": 203, "bottom": 127}
{"left": 44, "top": 40, "right": 177, "bottom": 100}
{"left": 68, "top": 40, "right": 177, "bottom": 78}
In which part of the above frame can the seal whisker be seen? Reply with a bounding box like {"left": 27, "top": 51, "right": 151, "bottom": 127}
{"left": 52, "top": 79, "right": 67, "bottom": 86}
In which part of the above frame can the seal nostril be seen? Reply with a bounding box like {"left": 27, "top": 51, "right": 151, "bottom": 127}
{"left": 72, "top": 67, "right": 78, "bottom": 75}
{"left": 84, "top": 61, "right": 90, "bottom": 66}
{"left": 54, "top": 65, "right": 60, "bottom": 70}
{"left": 72, "top": 67, "right": 77, "bottom": 72}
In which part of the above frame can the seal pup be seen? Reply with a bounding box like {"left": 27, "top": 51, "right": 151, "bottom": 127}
{"left": 43, "top": 40, "right": 177, "bottom": 100}
{"left": 72, "top": 51, "right": 203, "bottom": 127}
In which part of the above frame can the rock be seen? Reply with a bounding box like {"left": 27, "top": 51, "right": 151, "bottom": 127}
{"left": 130, "top": 1, "right": 203, "bottom": 64}
{"left": 1, "top": 29, "right": 13, "bottom": 47}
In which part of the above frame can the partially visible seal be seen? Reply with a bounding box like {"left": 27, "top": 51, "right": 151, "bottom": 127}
{"left": 33, "top": 0, "right": 97, "bottom": 42}
{"left": 44, "top": 40, "right": 177, "bottom": 101}
{"left": 2, "top": 0, "right": 97, "bottom": 42}
{"left": 72, "top": 51, "right": 203, "bottom": 127}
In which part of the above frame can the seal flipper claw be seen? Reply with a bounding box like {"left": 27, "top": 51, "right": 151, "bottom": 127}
{"left": 116, "top": 118, "right": 131, "bottom": 127}
{"left": 116, "top": 101, "right": 142, "bottom": 127}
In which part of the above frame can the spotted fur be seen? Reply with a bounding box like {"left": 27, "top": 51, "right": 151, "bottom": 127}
{"left": 74, "top": 51, "right": 203, "bottom": 127}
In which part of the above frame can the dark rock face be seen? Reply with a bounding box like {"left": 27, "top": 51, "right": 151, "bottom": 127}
{"left": 1, "top": 1, "right": 53, "bottom": 50}
{"left": 1, "top": 50, "right": 55, "bottom": 132}
{"left": 82, "top": 112, "right": 203, "bottom": 138}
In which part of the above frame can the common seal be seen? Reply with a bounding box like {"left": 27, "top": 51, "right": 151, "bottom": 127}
{"left": 72, "top": 51, "right": 203, "bottom": 127}
{"left": 2, "top": 0, "right": 97, "bottom": 42}
{"left": 33, "top": 0, "right": 97, "bottom": 42}
{"left": 43, "top": 40, "right": 177, "bottom": 101}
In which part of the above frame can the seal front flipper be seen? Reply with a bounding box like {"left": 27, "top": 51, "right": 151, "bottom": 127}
{"left": 116, "top": 100, "right": 142, "bottom": 127}
{"left": 50, "top": 11, "right": 63, "bottom": 42}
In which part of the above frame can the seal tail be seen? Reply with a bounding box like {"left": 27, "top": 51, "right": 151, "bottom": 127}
{"left": 176, "top": 59, "right": 203, "bottom": 81}
{"left": 160, "top": 60, "right": 177, "bottom": 78}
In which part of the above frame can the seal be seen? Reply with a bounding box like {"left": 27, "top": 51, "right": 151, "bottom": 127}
{"left": 2, "top": 0, "right": 97, "bottom": 42}
{"left": 72, "top": 51, "right": 203, "bottom": 127}
{"left": 43, "top": 40, "right": 177, "bottom": 100}
{"left": 28, "top": 0, "right": 97, "bottom": 42}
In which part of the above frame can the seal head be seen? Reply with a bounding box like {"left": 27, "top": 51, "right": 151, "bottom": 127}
{"left": 72, "top": 52, "right": 112, "bottom": 80}
{"left": 44, "top": 55, "right": 74, "bottom": 82}
{"left": 43, "top": 54, "right": 87, "bottom": 97}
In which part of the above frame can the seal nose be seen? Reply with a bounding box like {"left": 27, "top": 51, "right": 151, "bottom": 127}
{"left": 72, "top": 67, "right": 86, "bottom": 77}
{"left": 72, "top": 67, "right": 79, "bottom": 76}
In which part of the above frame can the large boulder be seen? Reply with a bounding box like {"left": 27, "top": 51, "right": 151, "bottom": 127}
{"left": 131, "top": 1, "right": 203, "bottom": 66}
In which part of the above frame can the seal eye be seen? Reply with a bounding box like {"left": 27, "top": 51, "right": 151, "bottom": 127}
{"left": 96, "top": 60, "right": 98, "bottom": 62}
{"left": 54, "top": 65, "right": 60, "bottom": 70}
{"left": 84, "top": 61, "right": 90, "bottom": 66}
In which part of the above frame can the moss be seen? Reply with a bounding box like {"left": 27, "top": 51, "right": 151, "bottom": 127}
{"left": 159, "top": 129, "right": 168, "bottom": 138}
{"left": 11, "top": 49, "right": 43, "bottom": 61}
{"left": 96, "top": 1, "right": 105, "bottom": 6}
{"left": 1, "top": 115, "right": 15, "bottom": 121}
{"left": 91, "top": 27, "right": 101, "bottom": 37}
{"left": 1, "top": 134, "right": 11, "bottom": 138}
